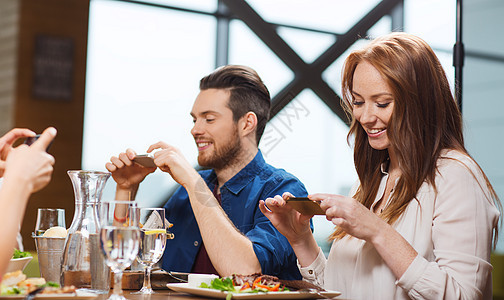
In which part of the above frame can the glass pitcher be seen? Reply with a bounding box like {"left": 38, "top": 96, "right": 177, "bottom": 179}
{"left": 60, "top": 170, "right": 110, "bottom": 290}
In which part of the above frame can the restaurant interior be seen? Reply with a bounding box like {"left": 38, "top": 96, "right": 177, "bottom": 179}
{"left": 0, "top": 0, "right": 503, "bottom": 298}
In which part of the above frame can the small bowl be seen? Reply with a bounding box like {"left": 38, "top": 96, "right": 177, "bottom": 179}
{"left": 6, "top": 256, "right": 33, "bottom": 273}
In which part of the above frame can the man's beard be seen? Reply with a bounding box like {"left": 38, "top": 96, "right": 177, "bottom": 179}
{"left": 197, "top": 129, "right": 243, "bottom": 171}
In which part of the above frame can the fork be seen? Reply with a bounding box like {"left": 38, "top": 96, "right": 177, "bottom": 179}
{"left": 299, "top": 288, "right": 335, "bottom": 299}
{"left": 24, "top": 287, "right": 44, "bottom": 300}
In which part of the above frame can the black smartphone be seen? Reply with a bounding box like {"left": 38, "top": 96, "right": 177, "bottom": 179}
{"left": 133, "top": 154, "right": 156, "bottom": 168}
{"left": 286, "top": 197, "right": 325, "bottom": 215}
{"left": 24, "top": 134, "right": 41, "bottom": 146}
{"left": 24, "top": 134, "right": 53, "bottom": 151}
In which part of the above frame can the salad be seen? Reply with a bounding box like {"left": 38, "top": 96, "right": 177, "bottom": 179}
{"left": 199, "top": 274, "right": 289, "bottom": 300}
{"left": 11, "top": 249, "right": 31, "bottom": 259}
{"left": 0, "top": 271, "right": 65, "bottom": 296}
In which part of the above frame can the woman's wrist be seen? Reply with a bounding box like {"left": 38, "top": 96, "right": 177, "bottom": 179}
{"left": 115, "top": 185, "right": 138, "bottom": 200}
{"left": 289, "top": 227, "right": 314, "bottom": 247}
{"left": 1, "top": 175, "right": 33, "bottom": 201}
{"left": 369, "top": 217, "right": 392, "bottom": 247}
{"left": 3, "top": 169, "right": 34, "bottom": 192}
{"left": 290, "top": 232, "right": 320, "bottom": 267}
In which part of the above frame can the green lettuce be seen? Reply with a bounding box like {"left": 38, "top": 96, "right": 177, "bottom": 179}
{"left": 12, "top": 249, "right": 31, "bottom": 259}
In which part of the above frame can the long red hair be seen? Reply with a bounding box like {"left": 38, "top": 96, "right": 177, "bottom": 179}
{"left": 331, "top": 33, "right": 500, "bottom": 244}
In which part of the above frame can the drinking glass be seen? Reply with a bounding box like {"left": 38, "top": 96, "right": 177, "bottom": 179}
{"left": 34, "top": 208, "right": 65, "bottom": 236}
{"left": 132, "top": 208, "right": 167, "bottom": 294}
{"left": 99, "top": 201, "right": 140, "bottom": 300}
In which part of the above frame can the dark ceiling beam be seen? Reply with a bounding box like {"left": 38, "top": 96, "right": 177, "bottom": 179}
{"left": 220, "top": 0, "right": 308, "bottom": 73}
{"left": 390, "top": 0, "right": 404, "bottom": 31}
{"left": 215, "top": 0, "right": 230, "bottom": 67}
{"left": 311, "top": 76, "right": 349, "bottom": 123}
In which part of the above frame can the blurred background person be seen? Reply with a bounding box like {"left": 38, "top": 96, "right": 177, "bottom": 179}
{"left": 0, "top": 127, "right": 56, "bottom": 278}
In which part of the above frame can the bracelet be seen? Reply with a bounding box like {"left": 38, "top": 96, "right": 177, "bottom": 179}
{"left": 114, "top": 210, "right": 128, "bottom": 223}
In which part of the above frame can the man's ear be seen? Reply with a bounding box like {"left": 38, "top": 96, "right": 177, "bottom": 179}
{"left": 239, "top": 111, "right": 258, "bottom": 139}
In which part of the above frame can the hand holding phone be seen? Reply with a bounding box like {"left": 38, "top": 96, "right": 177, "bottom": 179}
{"left": 24, "top": 133, "right": 53, "bottom": 151}
{"left": 286, "top": 197, "right": 325, "bottom": 215}
{"left": 133, "top": 154, "right": 156, "bottom": 168}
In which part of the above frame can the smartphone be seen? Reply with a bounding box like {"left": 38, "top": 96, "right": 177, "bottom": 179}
{"left": 24, "top": 134, "right": 53, "bottom": 151}
{"left": 286, "top": 197, "right": 325, "bottom": 215}
{"left": 133, "top": 154, "right": 156, "bottom": 168}
{"left": 24, "top": 134, "right": 41, "bottom": 146}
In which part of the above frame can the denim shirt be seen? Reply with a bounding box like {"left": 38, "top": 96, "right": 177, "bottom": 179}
{"left": 161, "top": 150, "right": 308, "bottom": 279}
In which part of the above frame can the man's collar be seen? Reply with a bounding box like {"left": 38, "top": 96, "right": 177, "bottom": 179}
{"left": 220, "top": 150, "right": 265, "bottom": 195}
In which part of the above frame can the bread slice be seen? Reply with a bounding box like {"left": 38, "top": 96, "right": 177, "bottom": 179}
{"left": 2, "top": 270, "right": 27, "bottom": 287}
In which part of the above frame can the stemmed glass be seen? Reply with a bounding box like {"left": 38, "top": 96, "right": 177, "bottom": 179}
{"left": 99, "top": 201, "right": 140, "bottom": 300}
{"left": 132, "top": 208, "right": 167, "bottom": 294}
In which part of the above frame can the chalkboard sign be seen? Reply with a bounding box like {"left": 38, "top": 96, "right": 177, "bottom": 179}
{"left": 32, "top": 34, "right": 74, "bottom": 101}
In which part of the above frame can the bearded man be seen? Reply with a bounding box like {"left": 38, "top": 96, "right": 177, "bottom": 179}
{"left": 106, "top": 65, "right": 308, "bottom": 279}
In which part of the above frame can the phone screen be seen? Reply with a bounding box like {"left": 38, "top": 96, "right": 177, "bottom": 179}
{"left": 133, "top": 154, "right": 156, "bottom": 168}
{"left": 286, "top": 197, "right": 325, "bottom": 215}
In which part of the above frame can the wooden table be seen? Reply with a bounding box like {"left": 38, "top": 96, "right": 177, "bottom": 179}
{"left": 95, "top": 290, "right": 204, "bottom": 299}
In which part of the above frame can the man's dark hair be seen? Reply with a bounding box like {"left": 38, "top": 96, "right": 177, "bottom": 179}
{"left": 199, "top": 65, "right": 271, "bottom": 145}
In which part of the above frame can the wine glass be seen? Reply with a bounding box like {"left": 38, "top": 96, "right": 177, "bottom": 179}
{"left": 132, "top": 208, "right": 167, "bottom": 294}
{"left": 99, "top": 201, "right": 140, "bottom": 300}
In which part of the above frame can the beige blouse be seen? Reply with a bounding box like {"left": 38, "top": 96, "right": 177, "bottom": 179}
{"left": 300, "top": 150, "right": 500, "bottom": 299}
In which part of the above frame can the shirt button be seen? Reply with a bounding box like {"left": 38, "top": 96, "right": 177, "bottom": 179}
{"left": 194, "top": 241, "right": 199, "bottom": 246}
{"left": 308, "top": 270, "right": 313, "bottom": 275}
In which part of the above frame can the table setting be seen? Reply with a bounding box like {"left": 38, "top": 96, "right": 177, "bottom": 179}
{"left": 2, "top": 169, "right": 341, "bottom": 299}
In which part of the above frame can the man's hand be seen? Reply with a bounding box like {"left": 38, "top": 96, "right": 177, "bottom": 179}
{"left": 105, "top": 148, "right": 156, "bottom": 191}
{"left": 147, "top": 141, "right": 199, "bottom": 189}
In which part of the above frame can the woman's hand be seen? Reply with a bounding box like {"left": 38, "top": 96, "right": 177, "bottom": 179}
{"left": 260, "top": 192, "right": 321, "bottom": 267}
{"left": 313, "top": 193, "right": 385, "bottom": 243}
{"left": 0, "top": 128, "right": 36, "bottom": 177}
{"left": 259, "top": 192, "right": 313, "bottom": 245}
{"left": 3, "top": 127, "right": 56, "bottom": 193}
{"left": 105, "top": 148, "right": 156, "bottom": 190}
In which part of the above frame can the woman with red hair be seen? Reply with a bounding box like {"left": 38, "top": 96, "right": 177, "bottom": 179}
{"left": 260, "top": 33, "right": 500, "bottom": 299}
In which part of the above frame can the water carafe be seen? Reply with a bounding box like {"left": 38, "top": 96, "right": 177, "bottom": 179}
{"left": 61, "top": 170, "right": 110, "bottom": 289}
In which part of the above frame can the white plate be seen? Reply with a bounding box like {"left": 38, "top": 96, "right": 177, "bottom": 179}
{"left": 0, "top": 290, "right": 97, "bottom": 299}
{"left": 166, "top": 282, "right": 341, "bottom": 299}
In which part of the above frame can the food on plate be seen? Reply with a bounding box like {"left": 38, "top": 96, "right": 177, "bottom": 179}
{"left": 42, "top": 226, "right": 67, "bottom": 238}
{"left": 0, "top": 271, "right": 75, "bottom": 296}
{"left": 11, "top": 249, "right": 31, "bottom": 259}
{"left": 199, "top": 273, "right": 290, "bottom": 298}
{"left": 1, "top": 271, "right": 27, "bottom": 288}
